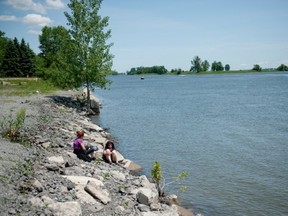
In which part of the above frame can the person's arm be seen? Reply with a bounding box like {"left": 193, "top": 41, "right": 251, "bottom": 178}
{"left": 80, "top": 141, "right": 86, "bottom": 151}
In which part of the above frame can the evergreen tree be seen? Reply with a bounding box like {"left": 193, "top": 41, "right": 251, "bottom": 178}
{"left": 0, "top": 31, "right": 8, "bottom": 77}
{"left": 12, "top": 37, "right": 22, "bottom": 76}
{"left": 2, "top": 40, "right": 20, "bottom": 77}
{"left": 20, "top": 39, "right": 36, "bottom": 77}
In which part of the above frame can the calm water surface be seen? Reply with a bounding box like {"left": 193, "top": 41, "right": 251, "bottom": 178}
{"left": 92, "top": 73, "right": 288, "bottom": 216}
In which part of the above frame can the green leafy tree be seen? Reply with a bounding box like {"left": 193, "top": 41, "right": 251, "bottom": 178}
{"left": 252, "top": 64, "right": 262, "bottom": 72}
{"left": 224, "top": 64, "right": 230, "bottom": 71}
{"left": 171, "top": 68, "right": 184, "bottom": 75}
{"left": 126, "top": 66, "right": 168, "bottom": 75}
{"left": 39, "top": 26, "right": 72, "bottom": 68}
{"left": 277, "top": 64, "right": 288, "bottom": 71}
{"left": 211, "top": 61, "right": 224, "bottom": 71}
{"left": 64, "top": 0, "right": 114, "bottom": 110}
{"left": 201, "top": 60, "right": 210, "bottom": 72}
{"left": 151, "top": 161, "right": 189, "bottom": 197}
{"left": 190, "top": 56, "right": 202, "bottom": 73}
{"left": 38, "top": 26, "right": 76, "bottom": 87}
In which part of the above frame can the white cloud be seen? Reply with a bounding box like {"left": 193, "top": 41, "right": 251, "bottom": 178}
{"left": 46, "top": 0, "right": 65, "bottom": 9}
{"left": 5, "top": 0, "right": 46, "bottom": 14}
{"left": 23, "top": 14, "right": 53, "bottom": 27}
{"left": 0, "top": 15, "right": 17, "bottom": 21}
{"left": 27, "top": 29, "right": 41, "bottom": 35}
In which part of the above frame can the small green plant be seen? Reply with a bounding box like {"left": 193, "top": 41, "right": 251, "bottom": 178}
{"left": 43, "top": 202, "right": 50, "bottom": 209}
{"left": 124, "top": 200, "right": 129, "bottom": 207}
{"left": 0, "top": 175, "right": 13, "bottom": 184}
{"left": 0, "top": 108, "right": 26, "bottom": 141}
{"left": 102, "top": 172, "right": 110, "bottom": 180}
{"left": 95, "top": 157, "right": 101, "bottom": 165}
{"left": 118, "top": 184, "right": 125, "bottom": 190}
{"left": 17, "top": 158, "right": 34, "bottom": 177}
{"left": 151, "top": 161, "right": 189, "bottom": 197}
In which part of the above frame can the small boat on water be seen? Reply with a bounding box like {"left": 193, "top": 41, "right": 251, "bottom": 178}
{"left": 141, "top": 76, "right": 145, "bottom": 80}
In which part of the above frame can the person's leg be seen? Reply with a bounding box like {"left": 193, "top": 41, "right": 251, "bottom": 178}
{"left": 104, "top": 150, "right": 112, "bottom": 163}
{"left": 111, "top": 150, "right": 117, "bottom": 163}
{"left": 85, "top": 146, "right": 95, "bottom": 158}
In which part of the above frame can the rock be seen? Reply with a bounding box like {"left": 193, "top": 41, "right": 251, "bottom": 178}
{"left": 93, "top": 136, "right": 107, "bottom": 145}
{"left": 47, "top": 156, "right": 65, "bottom": 165}
{"left": 138, "top": 204, "right": 150, "bottom": 212}
{"left": 139, "top": 175, "right": 155, "bottom": 188}
{"left": 45, "top": 164, "right": 60, "bottom": 172}
{"left": 176, "top": 205, "right": 195, "bottom": 216}
{"left": 84, "top": 180, "right": 111, "bottom": 204}
{"left": 136, "top": 188, "right": 158, "bottom": 206}
{"left": 32, "top": 179, "right": 43, "bottom": 192}
{"left": 62, "top": 175, "right": 104, "bottom": 187}
{"left": 111, "top": 170, "right": 126, "bottom": 181}
{"left": 162, "top": 194, "right": 180, "bottom": 206}
{"left": 41, "top": 141, "right": 51, "bottom": 149}
{"left": 121, "top": 159, "right": 142, "bottom": 172}
{"left": 50, "top": 201, "right": 82, "bottom": 216}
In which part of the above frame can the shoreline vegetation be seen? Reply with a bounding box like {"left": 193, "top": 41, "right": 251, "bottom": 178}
{"left": 120, "top": 69, "right": 285, "bottom": 76}
{"left": 0, "top": 79, "right": 195, "bottom": 216}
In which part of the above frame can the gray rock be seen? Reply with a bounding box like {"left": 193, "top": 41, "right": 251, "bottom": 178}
{"left": 84, "top": 180, "right": 111, "bottom": 204}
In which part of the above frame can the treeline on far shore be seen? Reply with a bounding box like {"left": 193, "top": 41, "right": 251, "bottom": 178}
{"left": 125, "top": 56, "right": 288, "bottom": 75}
{"left": 1, "top": 30, "right": 287, "bottom": 79}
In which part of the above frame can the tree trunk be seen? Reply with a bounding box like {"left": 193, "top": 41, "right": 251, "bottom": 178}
{"left": 86, "top": 80, "right": 91, "bottom": 110}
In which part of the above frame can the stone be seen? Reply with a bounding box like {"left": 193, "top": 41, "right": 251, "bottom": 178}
{"left": 121, "top": 159, "right": 142, "bottom": 172}
{"left": 84, "top": 180, "right": 111, "bottom": 204}
{"left": 41, "top": 142, "right": 51, "bottom": 149}
{"left": 138, "top": 204, "right": 150, "bottom": 212}
{"left": 50, "top": 201, "right": 82, "bottom": 216}
{"left": 162, "top": 194, "right": 179, "bottom": 206}
{"left": 45, "top": 164, "right": 60, "bottom": 171}
{"left": 32, "top": 179, "right": 43, "bottom": 192}
{"left": 136, "top": 188, "right": 158, "bottom": 206}
{"left": 47, "top": 156, "right": 65, "bottom": 165}
{"left": 139, "top": 175, "right": 154, "bottom": 188}
{"left": 111, "top": 170, "right": 126, "bottom": 181}
{"left": 62, "top": 175, "right": 104, "bottom": 187}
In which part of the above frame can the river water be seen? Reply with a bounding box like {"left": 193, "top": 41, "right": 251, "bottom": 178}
{"left": 92, "top": 72, "right": 288, "bottom": 216}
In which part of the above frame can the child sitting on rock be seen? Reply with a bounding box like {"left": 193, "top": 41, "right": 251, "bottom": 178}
{"left": 73, "top": 129, "right": 97, "bottom": 162}
{"left": 103, "top": 140, "right": 117, "bottom": 164}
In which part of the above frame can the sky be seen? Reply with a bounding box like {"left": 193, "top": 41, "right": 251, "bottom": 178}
{"left": 0, "top": 0, "right": 288, "bottom": 73}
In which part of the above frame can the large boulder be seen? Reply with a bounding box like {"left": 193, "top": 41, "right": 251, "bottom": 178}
{"left": 84, "top": 180, "right": 111, "bottom": 204}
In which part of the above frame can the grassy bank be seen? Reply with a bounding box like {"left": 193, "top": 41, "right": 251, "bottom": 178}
{"left": 0, "top": 78, "right": 61, "bottom": 96}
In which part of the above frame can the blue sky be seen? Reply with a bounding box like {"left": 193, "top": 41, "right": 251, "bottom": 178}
{"left": 0, "top": 0, "right": 288, "bottom": 72}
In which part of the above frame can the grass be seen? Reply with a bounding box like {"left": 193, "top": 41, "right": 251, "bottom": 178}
{"left": 0, "top": 78, "right": 61, "bottom": 96}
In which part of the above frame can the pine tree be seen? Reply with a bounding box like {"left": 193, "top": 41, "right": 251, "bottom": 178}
{"left": 2, "top": 40, "right": 20, "bottom": 77}
{"left": 20, "top": 39, "right": 36, "bottom": 77}
{"left": 0, "top": 31, "right": 8, "bottom": 77}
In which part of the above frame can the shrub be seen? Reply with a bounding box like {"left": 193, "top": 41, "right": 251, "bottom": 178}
{"left": 151, "top": 161, "right": 189, "bottom": 197}
{"left": 0, "top": 108, "right": 26, "bottom": 141}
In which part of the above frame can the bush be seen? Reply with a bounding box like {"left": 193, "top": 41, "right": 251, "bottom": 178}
{"left": 151, "top": 161, "right": 189, "bottom": 197}
{"left": 0, "top": 108, "right": 26, "bottom": 141}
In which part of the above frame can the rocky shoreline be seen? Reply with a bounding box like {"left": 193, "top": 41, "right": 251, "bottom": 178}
{"left": 0, "top": 90, "right": 194, "bottom": 216}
